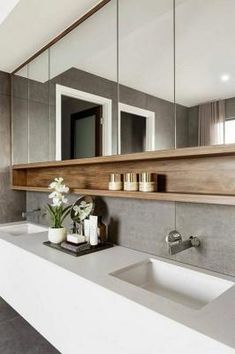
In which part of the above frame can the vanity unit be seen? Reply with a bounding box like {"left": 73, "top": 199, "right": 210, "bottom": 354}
{"left": 0, "top": 223, "right": 234, "bottom": 354}
{"left": 0, "top": 1, "right": 234, "bottom": 353}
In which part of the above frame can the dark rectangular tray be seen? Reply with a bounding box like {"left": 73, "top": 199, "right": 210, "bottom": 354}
{"left": 43, "top": 241, "right": 113, "bottom": 257}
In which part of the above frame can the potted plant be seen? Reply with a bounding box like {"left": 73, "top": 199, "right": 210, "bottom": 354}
{"left": 46, "top": 177, "right": 71, "bottom": 244}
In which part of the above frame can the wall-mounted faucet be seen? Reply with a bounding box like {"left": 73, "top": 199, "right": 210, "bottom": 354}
{"left": 165, "top": 230, "right": 200, "bottom": 255}
{"left": 22, "top": 208, "right": 41, "bottom": 219}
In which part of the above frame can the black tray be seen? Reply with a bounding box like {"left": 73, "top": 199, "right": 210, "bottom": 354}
{"left": 43, "top": 241, "right": 113, "bottom": 257}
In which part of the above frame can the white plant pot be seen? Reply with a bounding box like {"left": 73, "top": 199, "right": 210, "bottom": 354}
{"left": 48, "top": 227, "right": 67, "bottom": 244}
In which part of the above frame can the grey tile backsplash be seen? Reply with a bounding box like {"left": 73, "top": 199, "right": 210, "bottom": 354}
{"left": 27, "top": 192, "right": 235, "bottom": 277}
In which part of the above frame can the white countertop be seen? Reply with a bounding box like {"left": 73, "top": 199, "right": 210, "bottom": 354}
{"left": 0, "top": 226, "right": 234, "bottom": 353}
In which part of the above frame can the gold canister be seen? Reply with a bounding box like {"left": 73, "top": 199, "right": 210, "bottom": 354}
{"left": 124, "top": 173, "right": 138, "bottom": 191}
{"left": 108, "top": 173, "right": 123, "bottom": 191}
{"left": 139, "top": 173, "right": 155, "bottom": 192}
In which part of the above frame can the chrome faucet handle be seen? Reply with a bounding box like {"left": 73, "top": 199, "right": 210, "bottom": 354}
{"left": 189, "top": 236, "right": 201, "bottom": 247}
{"left": 165, "top": 230, "right": 182, "bottom": 244}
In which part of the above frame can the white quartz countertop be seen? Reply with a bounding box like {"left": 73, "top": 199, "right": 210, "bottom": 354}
{"left": 0, "top": 228, "right": 234, "bottom": 351}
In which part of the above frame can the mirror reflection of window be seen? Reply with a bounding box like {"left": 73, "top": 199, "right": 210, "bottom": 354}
{"left": 225, "top": 119, "right": 235, "bottom": 144}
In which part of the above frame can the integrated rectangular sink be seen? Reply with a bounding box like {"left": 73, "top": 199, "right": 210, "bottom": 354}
{"left": 111, "top": 258, "right": 233, "bottom": 310}
{"left": 0, "top": 222, "right": 47, "bottom": 236}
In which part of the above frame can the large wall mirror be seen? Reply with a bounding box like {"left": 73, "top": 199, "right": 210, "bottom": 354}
{"left": 11, "top": 0, "right": 235, "bottom": 164}
{"left": 175, "top": 0, "right": 235, "bottom": 148}
{"left": 12, "top": 1, "right": 118, "bottom": 163}
{"left": 118, "top": 0, "right": 174, "bottom": 154}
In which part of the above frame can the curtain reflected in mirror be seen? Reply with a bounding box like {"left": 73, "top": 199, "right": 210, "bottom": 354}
{"left": 198, "top": 100, "right": 225, "bottom": 146}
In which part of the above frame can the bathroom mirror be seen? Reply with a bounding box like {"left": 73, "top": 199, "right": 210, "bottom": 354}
{"left": 12, "top": 50, "right": 51, "bottom": 164}
{"left": 50, "top": 0, "right": 118, "bottom": 161}
{"left": 12, "top": 64, "right": 29, "bottom": 164}
{"left": 118, "top": 0, "right": 175, "bottom": 154}
{"left": 11, "top": 1, "right": 118, "bottom": 164}
{"left": 11, "top": 0, "right": 235, "bottom": 165}
{"left": 175, "top": 0, "right": 235, "bottom": 148}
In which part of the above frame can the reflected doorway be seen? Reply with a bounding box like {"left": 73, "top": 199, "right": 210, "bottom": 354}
{"left": 71, "top": 105, "right": 102, "bottom": 159}
{"left": 56, "top": 84, "right": 112, "bottom": 160}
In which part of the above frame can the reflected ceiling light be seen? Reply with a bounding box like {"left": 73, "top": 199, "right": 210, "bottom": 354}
{"left": 221, "top": 74, "right": 230, "bottom": 82}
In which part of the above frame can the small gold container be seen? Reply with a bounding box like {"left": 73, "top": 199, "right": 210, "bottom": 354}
{"left": 109, "top": 173, "right": 123, "bottom": 191}
{"left": 139, "top": 173, "right": 155, "bottom": 192}
{"left": 124, "top": 173, "right": 138, "bottom": 191}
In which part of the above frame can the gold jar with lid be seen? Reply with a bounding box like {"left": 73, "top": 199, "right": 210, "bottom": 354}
{"left": 139, "top": 173, "right": 155, "bottom": 192}
{"left": 124, "top": 173, "right": 138, "bottom": 191}
{"left": 108, "top": 173, "right": 123, "bottom": 191}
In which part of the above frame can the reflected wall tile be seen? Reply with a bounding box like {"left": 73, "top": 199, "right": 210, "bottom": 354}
{"left": 12, "top": 98, "right": 28, "bottom": 164}
{"left": 119, "top": 85, "right": 148, "bottom": 109}
{"left": 12, "top": 76, "right": 28, "bottom": 100}
{"left": 49, "top": 104, "right": 56, "bottom": 160}
{"left": 0, "top": 95, "right": 10, "bottom": 169}
{"left": 176, "top": 104, "right": 189, "bottom": 148}
{"left": 28, "top": 101, "right": 49, "bottom": 162}
{"left": 0, "top": 71, "right": 10, "bottom": 96}
{"left": 59, "top": 68, "right": 118, "bottom": 99}
{"left": 28, "top": 80, "right": 49, "bottom": 104}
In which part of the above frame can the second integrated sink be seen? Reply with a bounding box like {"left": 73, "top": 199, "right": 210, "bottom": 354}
{"left": 0, "top": 222, "right": 47, "bottom": 236}
{"left": 111, "top": 258, "right": 233, "bottom": 310}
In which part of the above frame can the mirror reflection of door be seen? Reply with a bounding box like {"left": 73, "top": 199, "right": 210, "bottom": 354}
{"left": 71, "top": 106, "right": 102, "bottom": 159}
{"left": 120, "top": 112, "right": 146, "bottom": 154}
{"left": 61, "top": 95, "right": 102, "bottom": 159}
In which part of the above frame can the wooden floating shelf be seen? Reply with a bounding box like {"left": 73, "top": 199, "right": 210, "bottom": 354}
{"left": 11, "top": 186, "right": 235, "bottom": 206}
{"left": 11, "top": 144, "right": 235, "bottom": 206}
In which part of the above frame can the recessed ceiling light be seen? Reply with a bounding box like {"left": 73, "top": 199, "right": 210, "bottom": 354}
{"left": 221, "top": 74, "right": 230, "bottom": 82}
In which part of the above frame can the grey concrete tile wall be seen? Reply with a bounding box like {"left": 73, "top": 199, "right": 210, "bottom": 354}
{"left": 0, "top": 71, "right": 26, "bottom": 223}
{"left": 0, "top": 171, "right": 25, "bottom": 223}
{"left": 26, "top": 191, "right": 235, "bottom": 277}
{"left": 175, "top": 202, "right": 235, "bottom": 276}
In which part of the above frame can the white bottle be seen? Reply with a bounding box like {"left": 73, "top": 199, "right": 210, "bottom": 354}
{"left": 89, "top": 215, "right": 98, "bottom": 246}
{"left": 84, "top": 219, "right": 90, "bottom": 242}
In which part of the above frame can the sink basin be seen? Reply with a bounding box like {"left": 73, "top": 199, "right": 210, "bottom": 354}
{"left": 111, "top": 258, "right": 233, "bottom": 310}
{"left": 0, "top": 222, "right": 47, "bottom": 236}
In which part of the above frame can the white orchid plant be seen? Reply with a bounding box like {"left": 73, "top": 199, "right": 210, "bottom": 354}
{"left": 47, "top": 177, "right": 71, "bottom": 229}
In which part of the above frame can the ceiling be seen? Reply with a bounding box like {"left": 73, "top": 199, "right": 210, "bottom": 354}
{"left": 0, "top": 0, "right": 102, "bottom": 72}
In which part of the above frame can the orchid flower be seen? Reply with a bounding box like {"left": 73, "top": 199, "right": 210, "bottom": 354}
{"left": 46, "top": 178, "right": 71, "bottom": 228}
